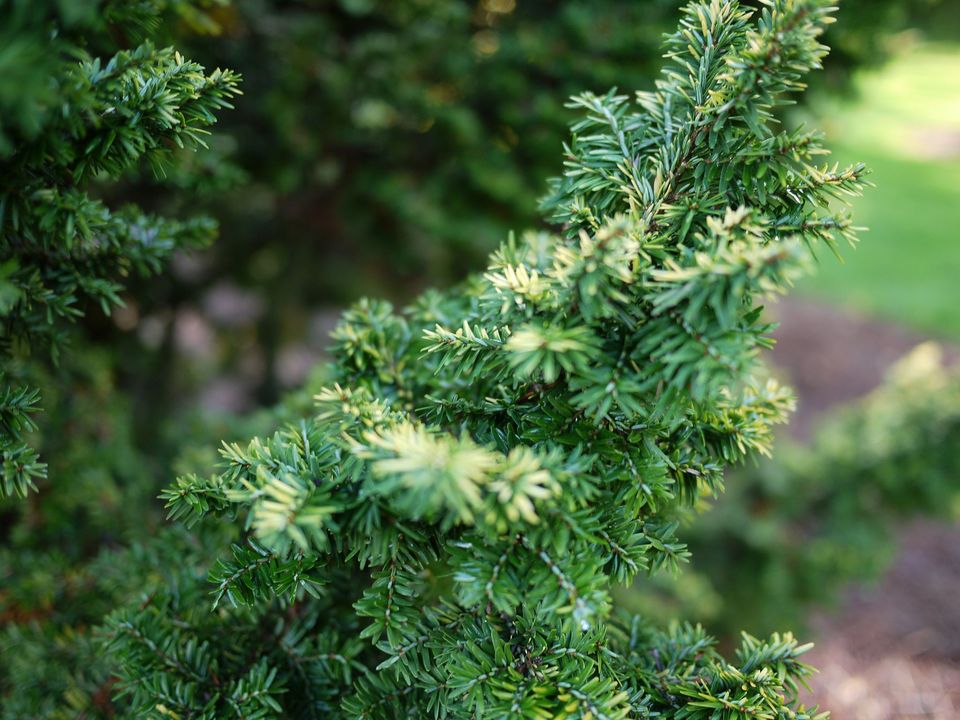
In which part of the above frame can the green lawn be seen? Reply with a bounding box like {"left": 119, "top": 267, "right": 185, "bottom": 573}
{"left": 798, "top": 44, "right": 960, "bottom": 338}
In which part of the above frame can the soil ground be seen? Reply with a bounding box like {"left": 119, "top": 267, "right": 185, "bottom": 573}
{"left": 768, "top": 298, "right": 960, "bottom": 720}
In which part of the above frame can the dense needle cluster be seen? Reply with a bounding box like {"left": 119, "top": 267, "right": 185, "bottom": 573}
{"left": 0, "top": 0, "right": 240, "bottom": 499}
{"left": 121, "top": 1, "right": 868, "bottom": 717}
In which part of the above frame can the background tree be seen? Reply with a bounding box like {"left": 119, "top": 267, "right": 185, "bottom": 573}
{"left": 164, "top": 0, "right": 955, "bottom": 407}
{"left": 0, "top": 1, "right": 238, "bottom": 714}
{"left": 0, "top": 0, "right": 239, "bottom": 498}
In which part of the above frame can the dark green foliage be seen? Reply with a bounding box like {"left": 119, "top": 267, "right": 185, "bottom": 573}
{"left": 1, "top": 526, "right": 211, "bottom": 719}
{"left": 0, "top": 0, "right": 240, "bottom": 498}
{"left": 0, "top": 374, "right": 329, "bottom": 718}
{"left": 121, "top": 1, "right": 866, "bottom": 716}
{"left": 0, "top": 1, "right": 241, "bottom": 716}
{"left": 0, "top": 381, "right": 43, "bottom": 497}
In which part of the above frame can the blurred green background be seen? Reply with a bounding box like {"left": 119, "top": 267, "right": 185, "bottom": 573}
{"left": 801, "top": 42, "right": 960, "bottom": 337}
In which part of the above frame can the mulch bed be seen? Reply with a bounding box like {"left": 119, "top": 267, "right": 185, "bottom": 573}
{"left": 768, "top": 298, "right": 960, "bottom": 720}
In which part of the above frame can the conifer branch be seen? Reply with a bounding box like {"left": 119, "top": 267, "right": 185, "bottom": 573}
{"left": 143, "top": 1, "right": 864, "bottom": 716}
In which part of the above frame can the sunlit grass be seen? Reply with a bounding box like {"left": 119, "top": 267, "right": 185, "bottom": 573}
{"left": 799, "top": 43, "right": 960, "bottom": 338}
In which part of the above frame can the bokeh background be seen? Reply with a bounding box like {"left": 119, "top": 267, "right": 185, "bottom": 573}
{"left": 2, "top": 1, "right": 960, "bottom": 717}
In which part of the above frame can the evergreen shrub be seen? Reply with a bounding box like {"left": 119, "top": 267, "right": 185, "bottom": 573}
{"left": 116, "top": 1, "right": 870, "bottom": 716}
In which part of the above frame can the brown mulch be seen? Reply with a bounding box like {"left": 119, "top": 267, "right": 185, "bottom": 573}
{"left": 767, "top": 297, "right": 960, "bottom": 720}
{"left": 767, "top": 298, "right": 960, "bottom": 440}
